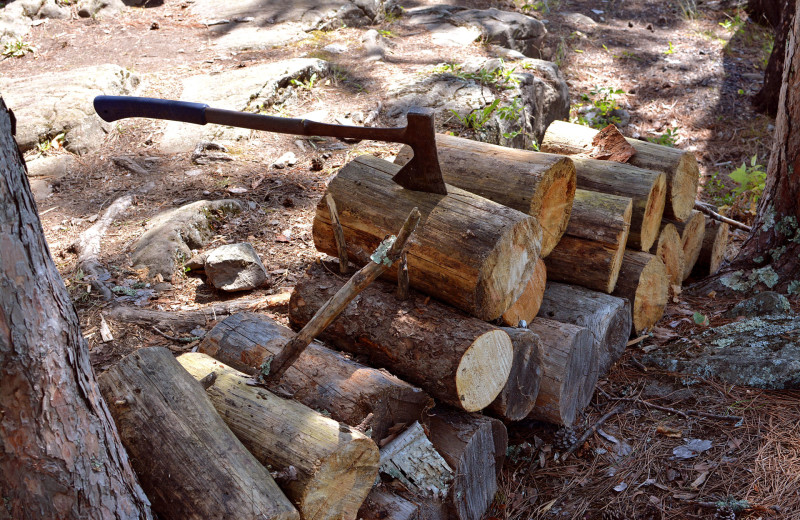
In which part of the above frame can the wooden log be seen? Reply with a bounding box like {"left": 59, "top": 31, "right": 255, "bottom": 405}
{"left": 526, "top": 318, "right": 596, "bottom": 426}
{"left": 394, "top": 134, "right": 576, "bottom": 257}
{"left": 544, "top": 189, "right": 632, "bottom": 293}
{"left": 693, "top": 219, "right": 730, "bottom": 276}
{"left": 379, "top": 421, "right": 453, "bottom": 498}
{"left": 501, "top": 258, "right": 547, "bottom": 326}
{"left": 424, "top": 408, "right": 508, "bottom": 520}
{"left": 313, "top": 155, "right": 543, "bottom": 321}
{"left": 487, "top": 327, "right": 543, "bottom": 421}
{"left": 177, "top": 353, "right": 379, "bottom": 520}
{"left": 197, "top": 312, "right": 432, "bottom": 443}
{"left": 357, "top": 489, "right": 420, "bottom": 520}
{"left": 568, "top": 156, "right": 666, "bottom": 251}
{"left": 664, "top": 210, "right": 706, "bottom": 280}
{"left": 656, "top": 223, "right": 685, "bottom": 289}
{"left": 542, "top": 120, "right": 699, "bottom": 221}
{"left": 537, "top": 282, "right": 632, "bottom": 377}
{"left": 288, "top": 264, "right": 513, "bottom": 412}
{"left": 97, "top": 347, "right": 299, "bottom": 520}
{"left": 611, "top": 251, "right": 669, "bottom": 334}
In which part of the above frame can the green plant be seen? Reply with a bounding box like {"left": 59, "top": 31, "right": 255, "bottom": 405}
{"left": 451, "top": 99, "right": 501, "bottom": 131}
{"left": 664, "top": 41, "right": 675, "bottom": 55}
{"left": 431, "top": 60, "right": 519, "bottom": 91}
{"left": 572, "top": 86, "right": 625, "bottom": 129}
{"left": 675, "top": 0, "right": 698, "bottom": 19}
{"left": 719, "top": 12, "right": 745, "bottom": 32}
{"left": 378, "top": 29, "right": 395, "bottom": 38}
{"left": 2, "top": 39, "right": 33, "bottom": 58}
{"left": 729, "top": 154, "right": 766, "bottom": 201}
{"left": 290, "top": 72, "right": 318, "bottom": 91}
{"left": 647, "top": 127, "right": 679, "bottom": 147}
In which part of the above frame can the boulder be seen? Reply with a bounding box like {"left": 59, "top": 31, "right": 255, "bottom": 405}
{"left": 0, "top": 0, "right": 70, "bottom": 44}
{"left": 723, "top": 291, "right": 791, "bottom": 318}
{"left": 0, "top": 65, "right": 140, "bottom": 154}
{"left": 76, "top": 0, "right": 126, "bottom": 18}
{"left": 26, "top": 154, "right": 76, "bottom": 179}
{"left": 204, "top": 243, "right": 269, "bottom": 292}
{"left": 130, "top": 200, "right": 243, "bottom": 281}
{"left": 159, "top": 59, "right": 330, "bottom": 153}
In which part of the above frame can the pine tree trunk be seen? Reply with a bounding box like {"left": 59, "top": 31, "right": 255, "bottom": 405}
{"left": 0, "top": 98, "right": 152, "bottom": 519}
{"left": 751, "top": 0, "right": 797, "bottom": 116}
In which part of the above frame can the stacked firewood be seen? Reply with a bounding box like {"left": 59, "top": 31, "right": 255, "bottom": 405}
{"left": 95, "top": 120, "right": 731, "bottom": 520}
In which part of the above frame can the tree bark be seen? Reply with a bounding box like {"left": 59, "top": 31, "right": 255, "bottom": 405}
{"left": 288, "top": 264, "right": 513, "bottom": 412}
{"left": 0, "top": 98, "right": 152, "bottom": 519}
{"left": 357, "top": 489, "right": 420, "bottom": 520}
{"left": 663, "top": 210, "right": 706, "bottom": 281}
{"left": 612, "top": 251, "right": 669, "bottom": 334}
{"left": 537, "top": 282, "right": 632, "bottom": 377}
{"left": 544, "top": 189, "right": 632, "bottom": 293}
{"left": 656, "top": 223, "right": 685, "bottom": 289}
{"left": 488, "top": 327, "right": 543, "bottom": 421}
{"left": 750, "top": 0, "right": 797, "bottom": 116}
{"left": 394, "top": 133, "right": 577, "bottom": 257}
{"left": 542, "top": 120, "right": 699, "bottom": 221}
{"left": 313, "top": 155, "right": 542, "bottom": 321}
{"left": 177, "top": 353, "right": 380, "bottom": 520}
{"left": 197, "top": 312, "right": 432, "bottom": 444}
{"left": 501, "top": 258, "right": 547, "bottom": 326}
{"left": 98, "top": 347, "right": 299, "bottom": 520}
{"left": 692, "top": 219, "right": 729, "bottom": 277}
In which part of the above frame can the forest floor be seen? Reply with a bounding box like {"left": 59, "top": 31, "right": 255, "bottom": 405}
{"left": 3, "top": 0, "right": 799, "bottom": 518}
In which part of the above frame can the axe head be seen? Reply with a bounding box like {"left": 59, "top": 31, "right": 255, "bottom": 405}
{"left": 392, "top": 108, "right": 447, "bottom": 195}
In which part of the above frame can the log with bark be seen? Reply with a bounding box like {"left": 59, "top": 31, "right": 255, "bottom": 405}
{"left": 611, "top": 251, "right": 669, "bottom": 334}
{"left": 424, "top": 407, "right": 508, "bottom": 520}
{"left": 177, "top": 353, "right": 379, "bottom": 520}
{"left": 288, "top": 264, "right": 513, "bottom": 412}
{"left": 567, "top": 156, "right": 666, "bottom": 251}
{"left": 664, "top": 210, "right": 706, "bottom": 280}
{"left": 692, "top": 219, "right": 730, "bottom": 276}
{"left": 357, "top": 489, "right": 420, "bottom": 520}
{"left": 488, "top": 327, "right": 543, "bottom": 421}
{"left": 312, "top": 155, "right": 542, "bottom": 321}
{"left": 544, "top": 189, "right": 632, "bottom": 293}
{"left": 379, "top": 421, "right": 454, "bottom": 498}
{"left": 501, "top": 258, "right": 547, "bottom": 326}
{"left": 197, "top": 312, "right": 432, "bottom": 443}
{"left": 656, "top": 223, "right": 685, "bottom": 289}
{"left": 542, "top": 120, "right": 699, "bottom": 222}
{"left": 394, "top": 133, "right": 576, "bottom": 257}
{"left": 97, "top": 347, "right": 299, "bottom": 520}
{"left": 526, "top": 318, "right": 597, "bottom": 426}
{"left": 537, "top": 281, "right": 632, "bottom": 377}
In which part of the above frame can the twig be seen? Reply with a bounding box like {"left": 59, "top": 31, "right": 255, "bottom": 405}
{"left": 396, "top": 252, "right": 409, "bottom": 300}
{"left": 151, "top": 326, "right": 202, "bottom": 344}
{"left": 326, "top": 193, "right": 349, "bottom": 274}
{"left": 694, "top": 201, "right": 752, "bottom": 232}
{"left": 608, "top": 396, "right": 743, "bottom": 422}
{"left": 629, "top": 356, "right": 648, "bottom": 372}
{"left": 563, "top": 404, "right": 625, "bottom": 457}
{"left": 263, "top": 207, "right": 422, "bottom": 381}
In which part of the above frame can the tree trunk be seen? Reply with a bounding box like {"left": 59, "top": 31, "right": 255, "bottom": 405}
{"left": 313, "top": 155, "right": 542, "bottom": 321}
{"left": 655, "top": 223, "right": 685, "bottom": 289}
{"left": 394, "top": 134, "right": 577, "bottom": 257}
{"left": 664, "top": 210, "right": 706, "bottom": 280}
{"left": 177, "top": 353, "right": 379, "bottom": 520}
{"left": 537, "top": 282, "right": 632, "bottom": 377}
{"left": 0, "top": 98, "right": 152, "bottom": 519}
{"left": 544, "top": 189, "right": 632, "bottom": 293}
{"left": 288, "top": 265, "right": 513, "bottom": 412}
{"left": 751, "top": 0, "right": 797, "bottom": 116}
{"left": 98, "top": 347, "right": 299, "bottom": 520}
{"left": 692, "top": 219, "right": 729, "bottom": 277}
{"left": 542, "top": 120, "right": 699, "bottom": 221}
{"left": 612, "top": 251, "right": 669, "bottom": 334}
{"left": 197, "top": 312, "right": 432, "bottom": 444}
{"left": 501, "top": 258, "right": 547, "bottom": 326}
{"left": 488, "top": 327, "right": 543, "bottom": 421}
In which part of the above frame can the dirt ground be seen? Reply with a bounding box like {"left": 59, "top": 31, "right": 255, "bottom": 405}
{"left": 3, "top": 0, "right": 799, "bottom": 518}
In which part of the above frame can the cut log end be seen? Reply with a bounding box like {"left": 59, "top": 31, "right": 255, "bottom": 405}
{"left": 639, "top": 172, "right": 668, "bottom": 252}
{"left": 677, "top": 211, "right": 706, "bottom": 280}
{"left": 501, "top": 258, "right": 546, "bottom": 326}
{"left": 670, "top": 153, "right": 701, "bottom": 222}
{"left": 531, "top": 159, "right": 577, "bottom": 258}
{"left": 656, "top": 224, "right": 685, "bottom": 288}
{"left": 708, "top": 221, "right": 730, "bottom": 274}
{"left": 456, "top": 330, "right": 514, "bottom": 412}
{"left": 634, "top": 255, "right": 669, "bottom": 333}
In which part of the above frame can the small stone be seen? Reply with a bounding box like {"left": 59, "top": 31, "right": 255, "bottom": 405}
{"left": 204, "top": 243, "right": 268, "bottom": 292}
{"left": 150, "top": 21, "right": 160, "bottom": 30}
{"left": 272, "top": 152, "right": 297, "bottom": 169}
{"left": 323, "top": 43, "right": 348, "bottom": 54}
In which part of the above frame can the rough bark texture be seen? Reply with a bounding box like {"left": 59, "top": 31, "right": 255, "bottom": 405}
{"left": 537, "top": 282, "right": 632, "bottom": 377}
{"left": 664, "top": 210, "right": 706, "bottom": 281}
{"left": 656, "top": 223, "right": 685, "bottom": 289}
{"left": 313, "top": 155, "right": 542, "bottom": 321}
{"left": 501, "top": 258, "right": 547, "bottom": 326}
{"left": 394, "top": 134, "right": 577, "bottom": 257}
{"left": 177, "top": 353, "right": 379, "bottom": 520}
{"left": 197, "top": 312, "right": 432, "bottom": 443}
{"left": 612, "top": 251, "right": 669, "bottom": 334}
{"left": 487, "top": 327, "right": 543, "bottom": 421}
{"left": 542, "top": 120, "right": 699, "bottom": 221}
{"left": 750, "top": 0, "right": 797, "bottom": 116}
{"left": 0, "top": 98, "right": 153, "bottom": 519}
{"left": 693, "top": 219, "right": 729, "bottom": 276}
{"left": 544, "top": 189, "right": 632, "bottom": 293}
{"left": 357, "top": 489, "right": 420, "bottom": 520}
{"left": 98, "top": 347, "right": 298, "bottom": 520}
{"left": 288, "top": 264, "right": 513, "bottom": 412}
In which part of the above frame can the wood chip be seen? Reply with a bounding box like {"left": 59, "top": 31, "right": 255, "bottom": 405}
{"left": 589, "top": 124, "right": 637, "bottom": 162}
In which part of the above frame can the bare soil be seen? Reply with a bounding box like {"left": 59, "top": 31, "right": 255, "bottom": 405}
{"left": 3, "top": 0, "right": 799, "bottom": 518}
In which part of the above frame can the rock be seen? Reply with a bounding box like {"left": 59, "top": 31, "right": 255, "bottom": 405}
{"left": 0, "top": 0, "right": 69, "bottom": 45}
{"left": 25, "top": 154, "right": 75, "bottom": 179}
{"left": 130, "top": 200, "right": 243, "bottom": 281}
{"left": 362, "top": 29, "right": 390, "bottom": 61}
{"left": 29, "top": 178, "right": 52, "bottom": 201}
{"left": 723, "top": 291, "right": 791, "bottom": 319}
{"left": 563, "top": 12, "right": 599, "bottom": 28}
{"left": 0, "top": 64, "right": 140, "bottom": 154}
{"left": 77, "top": 0, "right": 126, "bottom": 18}
{"left": 386, "top": 56, "right": 568, "bottom": 148}
{"left": 204, "top": 243, "right": 268, "bottom": 292}
{"left": 643, "top": 314, "right": 800, "bottom": 390}
{"left": 184, "top": 252, "right": 209, "bottom": 273}
{"left": 323, "top": 43, "right": 348, "bottom": 54}
{"left": 160, "top": 59, "right": 330, "bottom": 153}
{"left": 192, "top": 141, "right": 232, "bottom": 164}
{"left": 272, "top": 152, "right": 297, "bottom": 169}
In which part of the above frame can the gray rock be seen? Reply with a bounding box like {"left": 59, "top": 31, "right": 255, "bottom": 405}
{"left": 77, "top": 0, "right": 125, "bottom": 18}
{"left": 192, "top": 141, "right": 232, "bottom": 164}
{"left": 323, "top": 43, "right": 348, "bottom": 54}
{"left": 723, "top": 291, "right": 791, "bottom": 319}
{"left": 160, "top": 59, "right": 330, "bottom": 153}
{"left": 272, "top": 151, "right": 297, "bottom": 169}
{"left": 130, "top": 200, "right": 243, "bottom": 281}
{"left": 26, "top": 154, "right": 75, "bottom": 179}
{"left": 644, "top": 314, "right": 800, "bottom": 390}
{"left": 563, "top": 12, "right": 598, "bottom": 28}
{"left": 362, "top": 28, "right": 391, "bottom": 61}
{"left": 29, "top": 178, "right": 52, "bottom": 200}
{"left": 184, "top": 252, "right": 209, "bottom": 273}
{"left": 0, "top": 64, "right": 140, "bottom": 154}
{"left": 204, "top": 243, "right": 268, "bottom": 292}
{"left": 1, "top": 0, "right": 69, "bottom": 45}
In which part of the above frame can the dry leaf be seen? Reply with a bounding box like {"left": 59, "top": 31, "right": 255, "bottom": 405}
{"left": 689, "top": 471, "right": 709, "bottom": 489}
{"left": 657, "top": 425, "right": 683, "bottom": 438}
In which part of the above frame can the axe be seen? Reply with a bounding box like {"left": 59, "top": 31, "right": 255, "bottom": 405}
{"left": 93, "top": 96, "right": 447, "bottom": 195}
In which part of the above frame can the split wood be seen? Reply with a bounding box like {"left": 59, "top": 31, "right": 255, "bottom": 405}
{"left": 396, "top": 252, "right": 409, "bottom": 300}
{"left": 326, "top": 193, "right": 349, "bottom": 274}
{"left": 263, "top": 207, "right": 422, "bottom": 381}
{"left": 694, "top": 201, "right": 751, "bottom": 232}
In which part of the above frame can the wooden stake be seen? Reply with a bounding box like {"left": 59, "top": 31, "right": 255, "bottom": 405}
{"left": 326, "top": 193, "right": 349, "bottom": 274}
{"left": 397, "top": 252, "right": 409, "bottom": 300}
{"left": 265, "top": 207, "right": 421, "bottom": 381}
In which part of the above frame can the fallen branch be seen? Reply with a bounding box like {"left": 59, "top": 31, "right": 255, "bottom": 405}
{"left": 562, "top": 404, "right": 625, "bottom": 457}
{"left": 606, "top": 395, "right": 743, "bottom": 423}
{"left": 152, "top": 326, "right": 202, "bottom": 344}
{"left": 694, "top": 201, "right": 751, "bottom": 232}
{"left": 263, "top": 207, "right": 422, "bottom": 381}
